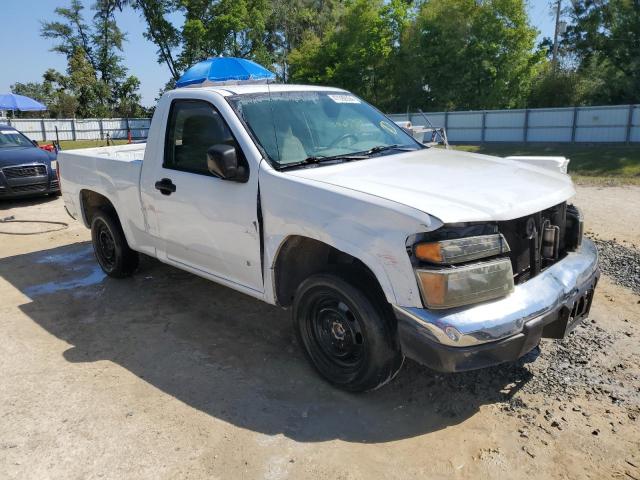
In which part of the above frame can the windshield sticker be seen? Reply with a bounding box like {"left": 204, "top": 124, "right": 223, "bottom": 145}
{"left": 0, "top": 130, "right": 20, "bottom": 134}
{"left": 328, "top": 94, "right": 361, "bottom": 104}
{"left": 379, "top": 120, "right": 398, "bottom": 135}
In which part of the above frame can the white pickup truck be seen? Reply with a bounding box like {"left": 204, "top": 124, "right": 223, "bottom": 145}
{"left": 59, "top": 84, "right": 599, "bottom": 391}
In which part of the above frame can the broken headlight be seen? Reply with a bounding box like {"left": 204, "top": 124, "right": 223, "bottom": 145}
{"left": 414, "top": 234, "right": 510, "bottom": 265}
{"left": 411, "top": 228, "right": 514, "bottom": 309}
{"left": 415, "top": 258, "right": 514, "bottom": 309}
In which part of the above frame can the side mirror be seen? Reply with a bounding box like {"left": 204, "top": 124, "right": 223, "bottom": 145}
{"left": 206, "top": 144, "right": 248, "bottom": 182}
{"left": 32, "top": 139, "right": 39, "bottom": 147}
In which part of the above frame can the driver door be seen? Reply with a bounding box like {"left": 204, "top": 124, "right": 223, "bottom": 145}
{"left": 142, "top": 98, "right": 263, "bottom": 294}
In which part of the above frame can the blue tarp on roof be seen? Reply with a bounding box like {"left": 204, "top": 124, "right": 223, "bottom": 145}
{"left": 176, "top": 57, "right": 275, "bottom": 88}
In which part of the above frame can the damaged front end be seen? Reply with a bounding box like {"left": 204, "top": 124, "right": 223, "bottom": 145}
{"left": 499, "top": 202, "right": 584, "bottom": 285}
{"left": 395, "top": 202, "right": 599, "bottom": 372}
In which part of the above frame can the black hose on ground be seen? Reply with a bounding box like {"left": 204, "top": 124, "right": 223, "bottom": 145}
{"left": 0, "top": 216, "right": 68, "bottom": 235}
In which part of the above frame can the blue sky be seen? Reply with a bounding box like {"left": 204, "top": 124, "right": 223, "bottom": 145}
{"left": 0, "top": 0, "right": 557, "bottom": 107}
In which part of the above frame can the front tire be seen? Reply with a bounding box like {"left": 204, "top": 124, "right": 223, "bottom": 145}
{"left": 293, "top": 273, "right": 404, "bottom": 392}
{"left": 90, "top": 210, "right": 139, "bottom": 278}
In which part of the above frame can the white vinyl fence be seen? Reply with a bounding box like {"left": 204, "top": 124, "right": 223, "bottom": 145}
{"left": 1, "top": 104, "right": 638, "bottom": 144}
{"left": 389, "top": 104, "right": 639, "bottom": 143}
{"left": 0, "top": 117, "right": 150, "bottom": 142}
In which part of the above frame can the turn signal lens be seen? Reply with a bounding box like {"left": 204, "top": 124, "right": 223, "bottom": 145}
{"left": 416, "top": 258, "right": 514, "bottom": 309}
{"left": 414, "top": 242, "right": 443, "bottom": 263}
{"left": 415, "top": 234, "right": 510, "bottom": 265}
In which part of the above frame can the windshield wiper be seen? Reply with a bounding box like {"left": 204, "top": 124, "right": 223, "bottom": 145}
{"left": 276, "top": 153, "right": 368, "bottom": 171}
{"left": 360, "top": 144, "right": 418, "bottom": 156}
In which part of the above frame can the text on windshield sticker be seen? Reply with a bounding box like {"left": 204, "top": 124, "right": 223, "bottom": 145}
{"left": 328, "top": 94, "right": 361, "bottom": 104}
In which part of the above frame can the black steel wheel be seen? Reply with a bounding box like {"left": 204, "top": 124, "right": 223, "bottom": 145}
{"left": 293, "top": 273, "right": 403, "bottom": 392}
{"left": 90, "top": 209, "right": 139, "bottom": 278}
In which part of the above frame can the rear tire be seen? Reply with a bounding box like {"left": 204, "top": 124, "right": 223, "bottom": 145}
{"left": 293, "top": 273, "right": 404, "bottom": 392}
{"left": 90, "top": 209, "right": 139, "bottom": 278}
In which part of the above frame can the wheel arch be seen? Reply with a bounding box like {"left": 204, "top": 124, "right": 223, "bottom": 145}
{"left": 270, "top": 235, "right": 396, "bottom": 308}
{"left": 79, "top": 189, "right": 119, "bottom": 228}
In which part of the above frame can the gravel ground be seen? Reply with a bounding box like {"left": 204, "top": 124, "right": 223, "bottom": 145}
{"left": 591, "top": 236, "right": 640, "bottom": 294}
{"left": 1, "top": 187, "right": 639, "bottom": 480}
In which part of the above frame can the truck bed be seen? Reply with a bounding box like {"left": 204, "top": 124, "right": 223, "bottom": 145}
{"left": 61, "top": 143, "right": 147, "bottom": 162}
{"left": 58, "top": 143, "right": 149, "bottom": 251}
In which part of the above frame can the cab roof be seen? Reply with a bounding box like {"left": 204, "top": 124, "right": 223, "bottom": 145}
{"left": 174, "top": 83, "right": 347, "bottom": 97}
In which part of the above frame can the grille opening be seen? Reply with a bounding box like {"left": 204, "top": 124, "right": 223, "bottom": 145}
{"left": 10, "top": 183, "right": 48, "bottom": 193}
{"left": 498, "top": 202, "right": 579, "bottom": 285}
{"left": 3, "top": 165, "right": 47, "bottom": 179}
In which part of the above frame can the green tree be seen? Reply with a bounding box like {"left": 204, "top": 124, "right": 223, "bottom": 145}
{"left": 67, "top": 48, "right": 107, "bottom": 117}
{"left": 41, "top": 0, "right": 96, "bottom": 69}
{"left": 288, "top": 0, "right": 409, "bottom": 110}
{"left": 266, "top": 0, "right": 344, "bottom": 79}
{"left": 10, "top": 82, "right": 53, "bottom": 106}
{"left": 401, "top": 0, "right": 541, "bottom": 111}
{"left": 113, "top": 75, "right": 146, "bottom": 117}
{"left": 527, "top": 63, "right": 583, "bottom": 107}
{"left": 41, "top": 0, "right": 144, "bottom": 117}
{"left": 104, "top": 0, "right": 181, "bottom": 81}
{"left": 563, "top": 0, "right": 640, "bottom": 104}
{"left": 92, "top": 0, "right": 127, "bottom": 89}
{"left": 12, "top": 69, "right": 79, "bottom": 118}
{"left": 170, "top": 0, "right": 273, "bottom": 74}
{"left": 128, "top": 0, "right": 345, "bottom": 85}
{"left": 132, "top": 0, "right": 181, "bottom": 80}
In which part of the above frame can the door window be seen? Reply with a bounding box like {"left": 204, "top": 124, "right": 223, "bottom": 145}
{"left": 164, "top": 100, "right": 239, "bottom": 175}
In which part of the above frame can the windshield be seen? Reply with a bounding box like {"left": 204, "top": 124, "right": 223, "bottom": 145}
{"left": 228, "top": 91, "right": 421, "bottom": 167}
{"left": 0, "top": 128, "right": 34, "bottom": 149}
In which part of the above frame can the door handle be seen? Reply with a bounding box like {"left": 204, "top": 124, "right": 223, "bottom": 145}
{"left": 155, "top": 178, "right": 176, "bottom": 195}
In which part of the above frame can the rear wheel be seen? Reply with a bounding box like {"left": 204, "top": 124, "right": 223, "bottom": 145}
{"left": 293, "top": 273, "right": 403, "bottom": 392}
{"left": 90, "top": 210, "right": 139, "bottom": 278}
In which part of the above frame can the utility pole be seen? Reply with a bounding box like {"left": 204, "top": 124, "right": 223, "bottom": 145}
{"left": 552, "top": 0, "right": 562, "bottom": 70}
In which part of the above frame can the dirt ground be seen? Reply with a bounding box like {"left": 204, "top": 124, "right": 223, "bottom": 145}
{"left": 1, "top": 186, "right": 639, "bottom": 480}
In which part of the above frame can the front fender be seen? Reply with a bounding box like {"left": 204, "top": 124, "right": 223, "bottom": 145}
{"left": 267, "top": 231, "right": 402, "bottom": 306}
{"left": 260, "top": 166, "right": 441, "bottom": 307}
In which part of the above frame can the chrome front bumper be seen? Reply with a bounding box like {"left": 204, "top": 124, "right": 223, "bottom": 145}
{"left": 394, "top": 238, "right": 599, "bottom": 371}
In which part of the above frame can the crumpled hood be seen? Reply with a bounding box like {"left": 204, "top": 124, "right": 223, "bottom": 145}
{"left": 0, "top": 146, "right": 54, "bottom": 168}
{"left": 287, "top": 148, "right": 575, "bottom": 224}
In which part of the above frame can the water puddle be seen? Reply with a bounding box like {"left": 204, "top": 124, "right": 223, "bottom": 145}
{"left": 23, "top": 244, "right": 106, "bottom": 298}
{"left": 35, "top": 246, "right": 95, "bottom": 266}
{"left": 24, "top": 268, "right": 107, "bottom": 297}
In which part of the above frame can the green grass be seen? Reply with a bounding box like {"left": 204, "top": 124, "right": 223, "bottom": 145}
{"left": 55, "top": 139, "right": 130, "bottom": 150}
{"left": 451, "top": 143, "right": 640, "bottom": 184}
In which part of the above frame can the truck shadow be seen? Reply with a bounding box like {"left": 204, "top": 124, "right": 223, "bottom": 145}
{"left": 2, "top": 241, "right": 534, "bottom": 443}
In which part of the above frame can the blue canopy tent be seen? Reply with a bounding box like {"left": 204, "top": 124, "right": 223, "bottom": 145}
{"left": 176, "top": 57, "right": 275, "bottom": 88}
{"left": 0, "top": 93, "right": 47, "bottom": 116}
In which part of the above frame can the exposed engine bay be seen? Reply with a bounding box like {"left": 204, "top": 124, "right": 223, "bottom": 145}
{"left": 499, "top": 202, "right": 583, "bottom": 284}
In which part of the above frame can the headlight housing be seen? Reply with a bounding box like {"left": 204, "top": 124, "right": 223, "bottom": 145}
{"left": 411, "top": 229, "right": 514, "bottom": 309}
{"left": 414, "top": 234, "right": 510, "bottom": 265}
{"left": 416, "top": 258, "right": 514, "bottom": 309}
